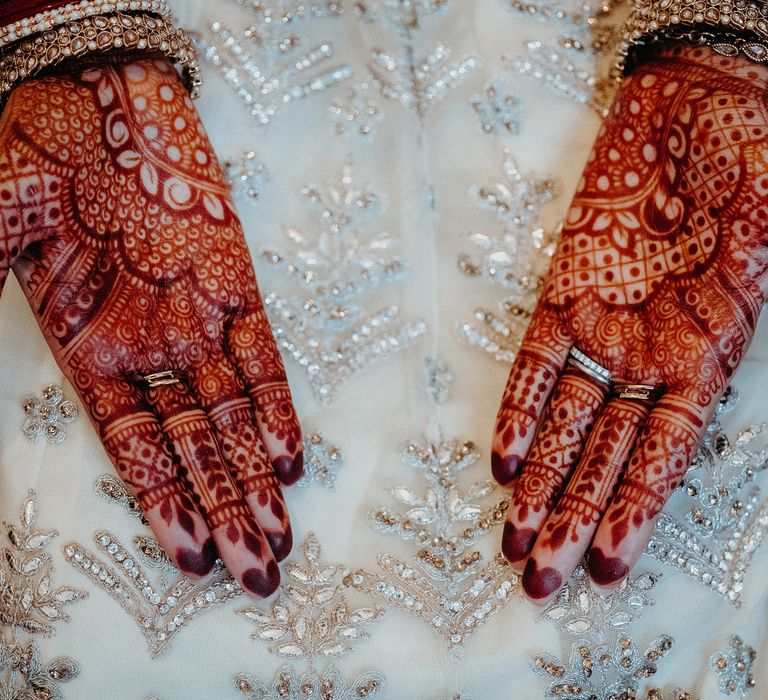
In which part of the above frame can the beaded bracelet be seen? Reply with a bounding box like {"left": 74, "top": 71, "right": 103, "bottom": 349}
{"left": 614, "top": 0, "right": 768, "bottom": 78}
{"left": 0, "top": 1, "right": 200, "bottom": 110}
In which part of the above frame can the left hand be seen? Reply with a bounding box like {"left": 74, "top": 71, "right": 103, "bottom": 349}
{"left": 492, "top": 43, "right": 768, "bottom": 604}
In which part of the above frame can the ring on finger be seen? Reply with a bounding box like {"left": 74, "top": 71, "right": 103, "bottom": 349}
{"left": 140, "top": 370, "right": 184, "bottom": 388}
{"left": 567, "top": 346, "right": 612, "bottom": 386}
{"left": 612, "top": 383, "right": 665, "bottom": 402}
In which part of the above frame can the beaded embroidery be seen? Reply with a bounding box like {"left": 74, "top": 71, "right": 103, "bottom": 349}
{"left": 225, "top": 151, "right": 271, "bottom": 203}
{"left": 298, "top": 432, "right": 344, "bottom": 488}
{"left": 1, "top": 491, "right": 85, "bottom": 699}
{"left": 470, "top": 77, "right": 524, "bottom": 136}
{"left": 22, "top": 384, "right": 78, "bottom": 445}
{"left": 259, "top": 163, "right": 427, "bottom": 406}
{"left": 234, "top": 534, "right": 385, "bottom": 699}
{"left": 457, "top": 150, "right": 559, "bottom": 363}
{"left": 347, "top": 437, "right": 518, "bottom": 647}
{"left": 710, "top": 635, "right": 757, "bottom": 697}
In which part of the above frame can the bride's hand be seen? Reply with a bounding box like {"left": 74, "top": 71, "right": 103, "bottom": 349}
{"left": 0, "top": 57, "right": 302, "bottom": 597}
{"left": 492, "top": 44, "right": 768, "bottom": 604}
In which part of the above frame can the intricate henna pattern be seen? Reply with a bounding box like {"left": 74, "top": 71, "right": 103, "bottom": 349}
{"left": 493, "top": 44, "right": 768, "bottom": 604}
{"left": 0, "top": 57, "right": 302, "bottom": 596}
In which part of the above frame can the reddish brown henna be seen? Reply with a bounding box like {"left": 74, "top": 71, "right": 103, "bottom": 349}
{"left": 522, "top": 557, "right": 563, "bottom": 600}
{"left": 0, "top": 58, "right": 303, "bottom": 596}
{"left": 494, "top": 44, "right": 768, "bottom": 602}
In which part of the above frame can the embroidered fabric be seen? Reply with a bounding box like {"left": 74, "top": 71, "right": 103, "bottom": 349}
{"left": 0, "top": 0, "right": 766, "bottom": 698}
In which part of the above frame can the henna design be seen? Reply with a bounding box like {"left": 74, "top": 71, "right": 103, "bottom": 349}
{"left": 0, "top": 58, "right": 302, "bottom": 596}
{"left": 494, "top": 44, "right": 768, "bottom": 603}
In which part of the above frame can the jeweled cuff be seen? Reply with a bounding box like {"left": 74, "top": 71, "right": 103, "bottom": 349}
{"left": 0, "top": 0, "right": 200, "bottom": 110}
{"left": 613, "top": 0, "right": 768, "bottom": 78}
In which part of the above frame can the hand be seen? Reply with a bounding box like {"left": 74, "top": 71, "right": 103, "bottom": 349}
{"left": 492, "top": 44, "right": 768, "bottom": 604}
{"left": 0, "top": 57, "right": 303, "bottom": 597}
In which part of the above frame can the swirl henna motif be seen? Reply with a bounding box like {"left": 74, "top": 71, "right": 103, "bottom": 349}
{"left": 0, "top": 57, "right": 303, "bottom": 597}
{"left": 492, "top": 44, "right": 768, "bottom": 604}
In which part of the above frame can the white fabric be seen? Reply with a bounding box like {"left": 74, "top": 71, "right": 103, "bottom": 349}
{"left": 0, "top": 1, "right": 766, "bottom": 698}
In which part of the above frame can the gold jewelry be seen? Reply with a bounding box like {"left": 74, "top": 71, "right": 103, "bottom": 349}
{"left": 567, "top": 346, "right": 613, "bottom": 385}
{"left": 614, "top": 0, "right": 768, "bottom": 78}
{"left": 0, "top": 11, "right": 201, "bottom": 110}
{"left": 612, "top": 383, "right": 665, "bottom": 401}
{"left": 141, "top": 370, "right": 183, "bottom": 388}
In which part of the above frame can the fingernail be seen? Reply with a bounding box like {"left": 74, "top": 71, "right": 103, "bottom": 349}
{"left": 501, "top": 522, "right": 537, "bottom": 564}
{"left": 522, "top": 557, "right": 562, "bottom": 600}
{"left": 176, "top": 536, "right": 216, "bottom": 577}
{"left": 242, "top": 560, "right": 281, "bottom": 597}
{"left": 587, "top": 547, "right": 629, "bottom": 586}
{"left": 267, "top": 525, "right": 293, "bottom": 562}
{"left": 273, "top": 453, "right": 304, "bottom": 486}
{"left": 491, "top": 452, "right": 520, "bottom": 485}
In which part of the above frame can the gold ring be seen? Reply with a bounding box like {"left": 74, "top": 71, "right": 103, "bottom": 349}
{"left": 612, "top": 383, "right": 665, "bottom": 402}
{"left": 141, "top": 370, "right": 183, "bottom": 389}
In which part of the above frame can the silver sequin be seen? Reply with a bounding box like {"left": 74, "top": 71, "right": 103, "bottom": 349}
{"left": 22, "top": 384, "right": 78, "bottom": 445}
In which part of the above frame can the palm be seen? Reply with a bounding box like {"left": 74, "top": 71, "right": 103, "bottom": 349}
{"left": 1, "top": 59, "right": 302, "bottom": 596}
{"left": 493, "top": 44, "right": 768, "bottom": 603}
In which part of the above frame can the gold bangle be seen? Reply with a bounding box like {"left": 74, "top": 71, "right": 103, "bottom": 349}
{"left": 0, "top": 11, "right": 201, "bottom": 111}
{"left": 613, "top": 0, "right": 768, "bottom": 79}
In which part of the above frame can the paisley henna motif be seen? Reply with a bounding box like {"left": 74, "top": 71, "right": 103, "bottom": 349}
{"left": 493, "top": 44, "right": 768, "bottom": 604}
{"left": 0, "top": 58, "right": 302, "bottom": 596}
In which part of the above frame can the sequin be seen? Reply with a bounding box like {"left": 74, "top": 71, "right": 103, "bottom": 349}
{"left": 0, "top": 491, "right": 84, "bottom": 698}
{"left": 710, "top": 635, "right": 757, "bottom": 697}
{"left": 349, "top": 437, "right": 518, "bottom": 647}
{"left": 235, "top": 534, "right": 385, "bottom": 698}
{"left": 298, "top": 432, "right": 343, "bottom": 488}
{"left": 457, "top": 150, "right": 559, "bottom": 362}
{"left": 423, "top": 357, "right": 454, "bottom": 405}
{"left": 259, "top": 163, "right": 427, "bottom": 406}
{"left": 64, "top": 532, "right": 240, "bottom": 656}
{"left": 22, "top": 384, "right": 78, "bottom": 445}
{"left": 470, "top": 77, "right": 524, "bottom": 135}
{"left": 329, "top": 83, "right": 384, "bottom": 139}
{"left": 225, "top": 151, "right": 270, "bottom": 202}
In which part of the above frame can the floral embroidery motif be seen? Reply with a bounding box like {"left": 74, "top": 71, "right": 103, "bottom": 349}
{"left": 234, "top": 534, "right": 385, "bottom": 699}
{"left": 1, "top": 491, "right": 85, "bottom": 698}
{"left": 646, "top": 388, "right": 768, "bottom": 605}
{"left": 259, "top": 163, "right": 426, "bottom": 406}
{"left": 470, "top": 77, "right": 524, "bottom": 135}
{"left": 347, "top": 437, "right": 518, "bottom": 647}
{"left": 64, "top": 532, "right": 240, "bottom": 657}
{"left": 299, "top": 432, "right": 344, "bottom": 488}
{"left": 197, "top": 20, "right": 351, "bottom": 127}
{"left": 533, "top": 635, "right": 675, "bottom": 700}
{"left": 541, "top": 565, "right": 662, "bottom": 642}
{"left": 711, "top": 635, "right": 757, "bottom": 697}
{"left": 225, "top": 151, "right": 271, "bottom": 203}
{"left": 457, "top": 150, "right": 559, "bottom": 363}
{"left": 354, "top": 0, "right": 451, "bottom": 35}
{"left": 329, "top": 83, "right": 384, "bottom": 140}
{"left": 94, "top": 474, "right": 148, "bottom": 525}
{"left": 22, "top": 385, "right": 78, "bottom": 445}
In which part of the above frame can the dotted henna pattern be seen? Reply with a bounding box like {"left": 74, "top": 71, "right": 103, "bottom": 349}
{"left": 0, "top": 58, "right": 303, "bottom": 597}
{"left": 494, "top": 44, "right": 768, "bottom": 603}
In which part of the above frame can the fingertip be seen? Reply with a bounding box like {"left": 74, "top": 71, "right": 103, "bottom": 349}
{"left": 266, "top": 524, "right": 293, "bottom": 562}
{"left": 272, "top": 453, "right": 304, "bottom": 486}
{"left": 242, "top": 560, "right": 281, "bottom": 598}
{"left": 491, "top": 451, "right": 520, "bottom": 485}
{"left": 522, "top": 557, "right": 563, "bottom": 604}
{"left": 501, "top": 521, "right": 537, "bottom": 565}
{"left": 587, "top": 546, "right": 629, "bottom": 587}
{"left": 175, "top": 536, "right": 217, "bottom": 578}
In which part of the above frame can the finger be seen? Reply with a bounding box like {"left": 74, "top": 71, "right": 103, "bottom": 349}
{"left": 188, "top": 356, "right": 293, "bottom": 562}
{"left": 145, "top": 380, "right": 280, "bottom": 597}
{"left": 587, "top": 390, "right": 711, "bottom": 589}
{"left": 501, "top": 366, "right": 608, "bottom": 568}
{"left": 90, "top": 376, "right": 216, "bottom": 579}
{"left": 492, "top": 305, "right": 572, "bottom": 485}
{"left": 227, "top": 306, "right": 303, "bottom": 485}
{"left": 520, "top": 396, "right": 651, "bottom": 604}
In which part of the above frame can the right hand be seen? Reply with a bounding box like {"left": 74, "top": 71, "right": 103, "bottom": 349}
{"left": 0, "top": 56, "right": 303, "bottom": 597}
